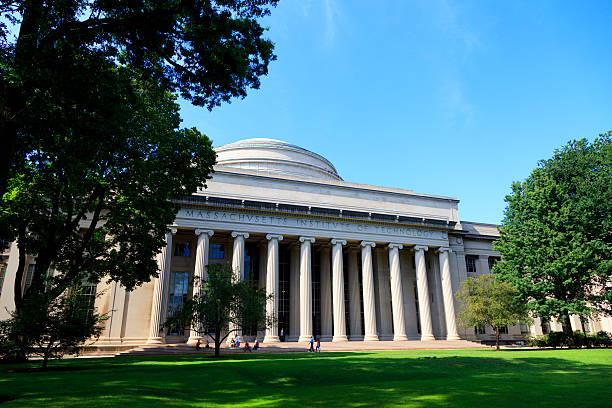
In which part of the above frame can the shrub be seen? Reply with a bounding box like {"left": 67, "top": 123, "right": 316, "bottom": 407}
{"left": 546, "top": 331, "right": 567, "bottom": 348}
{"left": 592, "top": 331, "right": 612, "bottom": 348}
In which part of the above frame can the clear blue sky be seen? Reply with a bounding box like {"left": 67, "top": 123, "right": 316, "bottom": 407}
{"left": 179, "top": 0, "right": 612, "bottom": 225}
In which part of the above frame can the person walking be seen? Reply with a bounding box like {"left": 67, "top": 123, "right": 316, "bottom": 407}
{"left": 308, "top": 336, "right": 314, "bottom": 353}
{"left": 236, "top": 335, "right": 240, "bottom": 348}
{"left": 280, "top": 327, "right": 284, "bottom": 342}
{"left": 316, "top": 338, "right": 320, "bottom": 353}
{"left": 195, "top": 339, "right": 201, "bottom": 351}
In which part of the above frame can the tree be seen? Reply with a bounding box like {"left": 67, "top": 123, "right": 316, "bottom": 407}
{"left": 1, "top": 282, "right": 106, "bottom": 368}
{"left": 165, "top": 263, "right": 272, "bottom": 357}
{"left": 456, "top": 275, "right": 531, "bottom": 350}
{"left": 1, "top": 68, "right": 216, "bottom": 333}
{"left": 0, "top": 0, "right": 278, "bottom": 199}
{"left": 493, "top": 133, "right": 612, "bottom": 338}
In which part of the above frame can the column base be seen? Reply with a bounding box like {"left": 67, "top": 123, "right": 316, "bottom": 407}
{"left": 263, "top": 335, "right": 280, "bottom": 343}
{"left": 319, "top": 334, "right": 333, "bottom": 342}
{"left": 393, "top": 334, "right": 409, "bottom": 341}
{"left": 146, "top": 337, "right": 165, "bottom": 344}
{"left": 186, "top": 336, "right": 202, "bottom": 345}
{"left": 364, "top": 334, "right": 379, "bottom": 341}
{"left": 332, "top": 335, "right": 348, "bottom": 342}
{"left": 446, "top": 334, "right": 461, "bottom": 341}
{"left": 298, "top": 335, "right": 313, "bottom": 343}
{"left": 420, "top": 334, "right": 436, "bottom": 341}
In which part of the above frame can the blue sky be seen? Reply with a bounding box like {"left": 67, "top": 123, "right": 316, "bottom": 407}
{"left": 179, "top": 0, "right": 612, "bottom": 224}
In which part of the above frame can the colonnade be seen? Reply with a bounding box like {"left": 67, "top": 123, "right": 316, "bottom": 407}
{"left": 147, "top": 229, "right": 461, "bottom": 344}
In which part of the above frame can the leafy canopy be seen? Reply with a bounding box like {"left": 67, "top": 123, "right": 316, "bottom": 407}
{"left": 493, "top": 133, "right": 612, "bottom": 328}
{"left": 456, "top": 274, "right": 531, "bottom": 349}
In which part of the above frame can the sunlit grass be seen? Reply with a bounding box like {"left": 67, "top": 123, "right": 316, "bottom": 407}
{"left": 0, "top": 349, "right": 611, "bottom": 407}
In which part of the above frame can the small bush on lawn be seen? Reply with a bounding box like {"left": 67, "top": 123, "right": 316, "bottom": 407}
{"left": 528, "top": 331, "right": 612, "bottom": 348}
{"left": 592, "top": 331, "right": 612, "bottom": 348}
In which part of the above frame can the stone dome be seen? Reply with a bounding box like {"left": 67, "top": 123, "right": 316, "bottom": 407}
{"left": 214, "top": 138, "right": 342, "bottom": 181}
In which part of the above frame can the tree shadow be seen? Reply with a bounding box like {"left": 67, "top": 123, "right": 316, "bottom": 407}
{"left": 1, "top": 350, "right": 611, "bottom": 407}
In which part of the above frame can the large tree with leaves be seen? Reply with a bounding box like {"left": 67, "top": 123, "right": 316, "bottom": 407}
{"left": 0, "top": 0, "right": 277, "bottom": 202}
{"left": 493, "top": 133, "right": 612, "bottom": 337}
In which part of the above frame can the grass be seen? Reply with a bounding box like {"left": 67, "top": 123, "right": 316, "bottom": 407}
{"left": 0, "top": 348, "right": 611, "bottom": 407}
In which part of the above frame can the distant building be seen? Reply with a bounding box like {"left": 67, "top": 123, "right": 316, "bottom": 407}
{"left": 1, "top": 138, "right": 610, "bottom": 345}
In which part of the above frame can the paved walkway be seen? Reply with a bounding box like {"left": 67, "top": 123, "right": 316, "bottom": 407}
{"left": 115, "top": 339, "right": 488, "bottom": 357}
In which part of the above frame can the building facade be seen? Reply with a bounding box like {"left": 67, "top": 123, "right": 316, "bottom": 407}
{"left": 1, "top": 138, "right": 610, "bottom": 344}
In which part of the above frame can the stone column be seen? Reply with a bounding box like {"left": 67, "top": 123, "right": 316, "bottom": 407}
{"left": 231, "top": 231, "right": 249, "bottom": 280}
{"left": 331, "top": 239, "right": 348, "bottom": 342}
{"left": 147, "top": 227, "right": 176, "bottom": 344}
{"left": 187, "top": 229, "right": 214, "bottom": 344}
{"left": 388, "top": 243, "right": 408, "bottom": 341}
{"left": 264, "top": 234, "right": 283, "bottom": 343}
{"left": 319, "top": 246, "right": 332, "bottom": 341}
{"left": 361, "top": 241, "right": 378, "bottom": 341}
{"left": 230, "top": 231, "right": 249, "bottom": 339}
{"left": 347, "top": 248, "right": 362, "bottom": 339}
{"left": 298, "top": 236, "right": 315, "bottom": 342}
{"left": 289, "top": 245, "right": 300, "bottom": 341}
{"left": 438, "top": 247, "right": 460, "bottom": 340}
{"left": 415, "top": 245, "right": 435, "bottom": 340}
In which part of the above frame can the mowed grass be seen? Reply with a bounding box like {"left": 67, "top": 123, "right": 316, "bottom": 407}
{"left": 1, "top": 349, "right": 611, "bottom": 407}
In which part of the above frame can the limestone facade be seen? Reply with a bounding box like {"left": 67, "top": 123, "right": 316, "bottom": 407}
{"left": 1, "top": 138, "right": 610, "bottom": 344}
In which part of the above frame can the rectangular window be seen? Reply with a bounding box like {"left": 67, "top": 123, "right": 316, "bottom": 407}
{"left": 520, "top": 321, "right": 529, "bottom": 334}
{"left": 24, "top": 264, "right": 35, "bottom": 290}
{"left": 174, "top": 241, "right": 190, "bottom": 257}
{"left": 167, "top": 271, "right": 189, "bottom": 335}
{"left": 209, "top": 244, "right": 225, "bottom": 259}
{"left": 498, "top": 325, "right": 508, "bottom": 334}
{"left": 488, "top": 257, "right": 498, "bottom": 272}
{"left": 0, "top": 263, "right": 6, "bottom": 297}
{"left": 78, "top": 281, "right": 98, "bottom": 324}
{"left": 465, "top": 256, "right": 477, "bottom": 274}
{"left": 541, "top": 319, "right": 550, "bottom": 334}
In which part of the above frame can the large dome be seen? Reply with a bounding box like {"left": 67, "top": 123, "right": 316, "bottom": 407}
{"left": 214, "top": 138, "right": 342, "bottom": 181}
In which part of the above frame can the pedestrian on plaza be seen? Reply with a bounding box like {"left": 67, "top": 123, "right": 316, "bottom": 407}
{"left": 244, "top": 342, "right": 252, "bottom": 352}
{"left": 253, "top": 340, "right": 260, "bottom": 351}
{"left": 316, "top": 338, "right": 320, "bottom": 353}
{"left": 280, "top": 327, "right": 284, "bottom": 342}
{"left": 230, "top": 338, "right": 236, "bottom": 348}
{"left": 195, "top": 339, "right": 201, "bottom": 351}
{"left": 236, "top": 335, "right": 241, "bottom": 347}
{"left": 309, "top": 336, "right": 314, "bottom": 352}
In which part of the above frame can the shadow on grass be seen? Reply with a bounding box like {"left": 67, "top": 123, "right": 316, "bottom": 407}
{"left": 1, "top": 350, "right": 611, "bottom": 407}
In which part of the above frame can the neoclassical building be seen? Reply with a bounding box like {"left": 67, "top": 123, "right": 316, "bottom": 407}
{"left": 1, "top": 138, "right": 610, "bottom": 345}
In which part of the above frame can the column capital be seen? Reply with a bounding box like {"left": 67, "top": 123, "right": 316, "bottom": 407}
{"left": 437, "top": 246, "right": 451, "bottom": 254}
{"left": 266, "top": 234, "right": 283, "bottom": 241}
{"left": 299, "top": 236, "right": 315, "bottom": 244}
{"left": 414, "top": 245, "right": 429, "bottom": 252}
{"left": 195, "top": 229, "right": 214, "bottom": 237}
{"left": 168, "top": 226, "right": 178, "bottom": 234}
{"left": 388, "top": 243, "right": 403, "bottom": 250}
{"left": 331, "top": 239, "right": 347, "bottom": 246}
{"left": 360, "top": 241, "right": 376, "bottom": 248}
{"left": 231, "top": 231, "right": 250, "bottom": 239}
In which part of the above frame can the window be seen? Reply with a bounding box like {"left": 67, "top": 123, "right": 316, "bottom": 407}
{"left": 78, "top": 281, "right": 98, "bottom": 324}
{"left": 174, "top": 241, "right": 190, "bottom": 257}
{"left": 541, "top": 319, "right": 550, "bottom": 334}
{"left": 488, "top": 257, "right": 498, "bottom": 272}
{"left": 498, "top": 325, "right": 508, "bottom": 334}
{"left": 24, "top": 264, "right": 35, "bottom": 291}
{"left": 167, "top": 271, "right": 189, "bottom": 335}
{"left": 520, "top": 321, "right": 529, "bottom": 334}
{"left": 209, "top": 244, "right": 225, "bottom": 259}
{"left": 465, "top": 256, "right": 477, "bottom": 274}
{"left": 0, "top": 263, "right": 6, "bottom": 296}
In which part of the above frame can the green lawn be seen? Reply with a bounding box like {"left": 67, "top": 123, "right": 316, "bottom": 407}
{"left": 1, "top": 349, "right": 611, "bottom": 407}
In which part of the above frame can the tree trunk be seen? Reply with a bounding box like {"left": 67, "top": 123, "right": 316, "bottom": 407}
{"left": 495, "top": 328, "right": 500, "bottom": 351}
{"left": 562, "top": 311, "right": 574, "bottom": 348}
{"left": 42, "top": 354, "right": 49, "bottom": 370}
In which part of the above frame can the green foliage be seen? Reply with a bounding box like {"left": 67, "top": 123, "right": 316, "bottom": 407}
{"left": 527, "top": 331, "right": 612, "bottom": 349}
{"left": 457, "top": 274, "right": 531, "bottom": 350}
{"left": 493, "top": 133, "right": 612, "bottom": 331}
{"left": 164, "top": 263, "right": 272, "bottom": 357}
{"left": 1, "top": 283, "right": 106, "bottom": 368}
